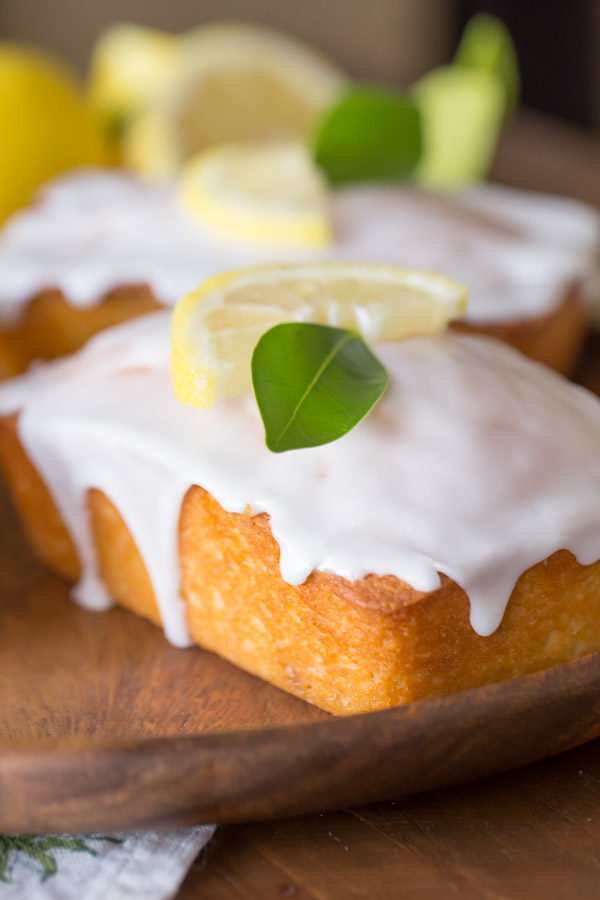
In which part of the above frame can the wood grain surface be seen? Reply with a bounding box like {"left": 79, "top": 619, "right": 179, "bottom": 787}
{"left": 3, "top": 109, "right": 600, "bottom": 898}
{"left": 5, "top": 459, "right": 600, "bottom": 834}
{"left": 181, "top": 739, "right": 600, "bottom": 900}
{"left": 175, "top": 110, "right": 600, "bottom": 899}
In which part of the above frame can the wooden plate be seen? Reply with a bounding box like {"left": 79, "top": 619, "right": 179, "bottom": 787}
{"left": 3, "top": 483, "right": 600, "bottom": 835}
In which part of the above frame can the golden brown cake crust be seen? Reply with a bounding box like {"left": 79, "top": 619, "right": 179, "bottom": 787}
{"left": 0, "top": 285, "right": 161, "bottom": 377}
{"left": 1, "top": 413, "right": 600, "bottom": 715}
{"left": 451, "top": 285, "right": 587, "bottom": 375}
{"left": 0, "top": 282, "right": 588, "bottom": 378}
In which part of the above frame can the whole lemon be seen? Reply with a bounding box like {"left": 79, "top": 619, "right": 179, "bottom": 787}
{"left": 0, "top": 44, "right": 112, "bottom": 223}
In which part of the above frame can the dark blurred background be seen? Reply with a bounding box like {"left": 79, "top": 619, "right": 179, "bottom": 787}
{"left": 0, "top": 0, "right": 596, "bottom": 128}
{"left": 457, "top": 0, "right": 596, "bottom": 127}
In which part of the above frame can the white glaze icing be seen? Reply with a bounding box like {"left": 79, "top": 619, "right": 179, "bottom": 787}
{"left": 2, "top": 310, "right": 600, "bottom": 644}
{"left": 0, "top": 169, "right": 597, "bottom": 326}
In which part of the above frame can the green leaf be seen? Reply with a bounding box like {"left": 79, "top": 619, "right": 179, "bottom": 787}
{"left": 454, "top": 13, "right": 520, "bottom": 114}
{"left": 312, "top": 86, "right": 422, "bottom": 185}
{"left": 22, "top": 846, "right": 58, "bottom": 883}
{"left": 0, "top": 841, "right": 9, "bottom": 883}
{"left": 252, "top": 323, "right": 388, "bottom": 453}
{"left": 0, "top": 834, "right": 103, "bottom": 884}
{"left": 414, "top": 65, "right": 505, "bottom": 187}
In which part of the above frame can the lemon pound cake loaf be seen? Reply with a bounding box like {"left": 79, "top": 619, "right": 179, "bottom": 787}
{"left": 0, "top": 169, "right": 597, "bottom": 375}
{"left": 1, "top": 307, "right": 600, "bottom": 714}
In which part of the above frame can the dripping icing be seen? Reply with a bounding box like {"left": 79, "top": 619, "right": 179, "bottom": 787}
{"left": 0, "top": 170, "right": 597, "bottom": 325}
{"left": 2, "top": 311, "right": 600, "bottom": 641}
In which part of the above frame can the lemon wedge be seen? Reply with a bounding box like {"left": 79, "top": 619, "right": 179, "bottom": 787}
{"left": 414, "top": 66, "right": 505, "bottom": 187}
{"left": 88, "top": 24, "right": 179, "bottom": 127}
{"left": 171, "top": 263, "right": 467, "bottom": 408}
{"left": 124, "top": 22, "right": 346, "bottom": 176}
{"left": 178, "top": 140, "right": 331, "bottom": 247}
{"left": 0, "top": 44, "right": 111, "bottom": 223}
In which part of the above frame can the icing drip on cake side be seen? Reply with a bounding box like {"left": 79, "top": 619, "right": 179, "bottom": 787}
{"left": 0, "top": 169, "right": 597, "bottom": 325}
{"left": 2, "top": 311, "right": 600, "bottom": 643}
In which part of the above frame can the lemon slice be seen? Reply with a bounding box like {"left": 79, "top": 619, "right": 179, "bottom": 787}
{"left": 125, "top": 22, "right": 346, "bottom": 176}
{"left": 171, "top": 263, "right": 467, "bottom": 408}
{"left": 0, "top": 44, "right": 111, "bottom": 223}
{"left": 88, "top": 24, "right": 179, "bottom": 127}
{"left": 179, "top": 140, "right": 331, "bottom": 247}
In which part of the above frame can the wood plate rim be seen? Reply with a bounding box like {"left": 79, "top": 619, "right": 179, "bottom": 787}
{"left": 3, "top": 650, "right": 600, "bottom": 833}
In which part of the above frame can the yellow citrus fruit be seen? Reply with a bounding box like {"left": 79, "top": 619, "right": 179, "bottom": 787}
{"left": 0, "top": 44, "right": 111, "bottom": 223}
{"left": 171, "top": 263, "right": 467, "bottom": 408}
{"left": 414, "top": 66, "right": 505, "bottom": 187}
{"left": 88, "top": 24, "right": 179, "bottom": 128}
{"left": 124, "top": 22, "right": 346, "bottom": 176}
{"left": 178, "top": 139, "right": 331, "bottom": 247}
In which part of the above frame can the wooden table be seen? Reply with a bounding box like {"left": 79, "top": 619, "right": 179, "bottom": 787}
{"left": 175, "top": 111, "right": 600, "bottom": 899}
{"left": 182, "top": 741, "right": 600, "bottom": 900}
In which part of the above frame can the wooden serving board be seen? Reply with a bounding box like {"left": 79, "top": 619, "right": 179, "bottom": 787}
{"left": 3, "top": 442, "right": 600, "bottom": 835}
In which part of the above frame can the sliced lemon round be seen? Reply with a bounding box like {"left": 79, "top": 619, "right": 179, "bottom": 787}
{"left": 178, "top": 140, "right": 331, "bottom": 247}
{"left": 88, "top": 24, "right": 179, "bottom": 127}
{"left": 0, "top": 44, "right": 111, "bottom": 223}
{"left": 171, "top": 263, "right": 467, "bottom": 409}
{"left": 125, "top": 22, "right": 346, "bottom": 176}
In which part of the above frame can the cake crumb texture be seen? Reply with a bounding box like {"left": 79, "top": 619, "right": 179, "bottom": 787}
{"left": 1, "top": 413, "right": 599, "bottom": 715}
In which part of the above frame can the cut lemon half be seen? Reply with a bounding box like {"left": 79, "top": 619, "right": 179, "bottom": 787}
{"left": 178, "top": 140, "right": 331, "bottom": 247}
{"left": 124, "top": 22, "right": 346, "bottom": 176}
{"left": 171, "top": 263, "right": 467, "bottom": 409}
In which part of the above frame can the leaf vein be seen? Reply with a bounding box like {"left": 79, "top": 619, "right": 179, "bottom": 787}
{"left": 273, "top": 331, "right": 355, "bottom": 449}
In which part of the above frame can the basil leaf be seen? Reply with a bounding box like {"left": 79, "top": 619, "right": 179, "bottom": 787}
{"left": 312, "top": 86, "right": 422, "bottom": 185}
{"left": 252, "top": 323, "right": 388, "bottom": 453}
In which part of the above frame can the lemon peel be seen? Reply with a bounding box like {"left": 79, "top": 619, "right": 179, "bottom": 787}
{"left": 171, "top": 263, "right": 467, "bottom": 409}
